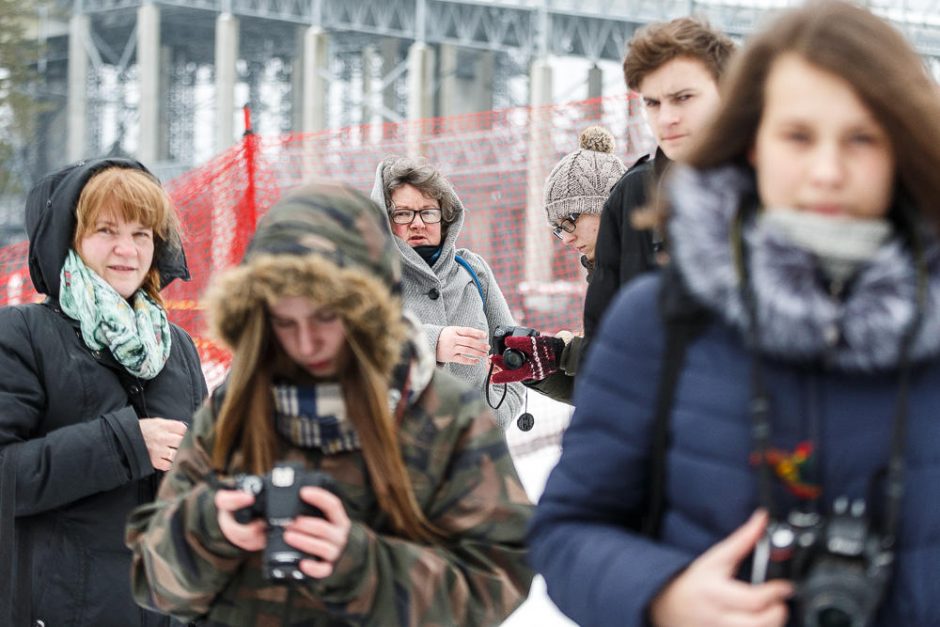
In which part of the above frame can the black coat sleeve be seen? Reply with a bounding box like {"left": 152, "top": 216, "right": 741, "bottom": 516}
{"left": 172, "top": 325, "right": 209, "bottom": 407}
{"left": 0, "top": 307, "right": 152, "bottom": 517}
{"left": 581, "top": 162, "right": 656, "bottom": 363}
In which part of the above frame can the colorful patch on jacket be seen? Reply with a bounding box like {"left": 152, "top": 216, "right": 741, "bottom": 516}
{"left": 750, "top": 441, "right": 822, "bottom": 500}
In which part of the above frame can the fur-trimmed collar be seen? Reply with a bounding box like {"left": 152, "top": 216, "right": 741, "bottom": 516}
{"left": 397, "top": 311, "right": 435, "bottom": 404}
{"left": 668, "top": 164, "right": 940, "bottom": 372}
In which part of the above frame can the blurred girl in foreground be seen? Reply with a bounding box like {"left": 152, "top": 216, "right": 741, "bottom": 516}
{"left": 530, "top": 2, "right": 940, "bottom": 625}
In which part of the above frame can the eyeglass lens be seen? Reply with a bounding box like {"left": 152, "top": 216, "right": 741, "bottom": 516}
{"left": 391, "top": 208, "right": 442, "bottom": 224}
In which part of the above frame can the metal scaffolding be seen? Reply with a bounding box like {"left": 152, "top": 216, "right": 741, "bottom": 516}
{"left": 14, "top": 0, "right": 940, "bottom": 218}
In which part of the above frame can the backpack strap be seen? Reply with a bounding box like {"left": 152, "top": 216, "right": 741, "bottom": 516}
{"left": 641, "top": 267, "right": 710, "bottom": 538}
{"left": 454, "top": 254, "right": 486, "bottom": 307}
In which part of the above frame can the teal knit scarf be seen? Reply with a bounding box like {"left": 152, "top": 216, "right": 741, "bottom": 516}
{"left": 59, "top": 249, "right": 172, "bottom": 380}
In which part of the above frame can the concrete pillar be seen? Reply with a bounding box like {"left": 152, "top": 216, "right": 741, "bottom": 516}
{"left": 438, "top": 44, "right": 460, "bottom": 117}
{"left": 525, "top": 58, "right": 554, "bottom": 285}
{"left": 214, "top": 12, "right": 239, "bottom": 153}
{"left": 379, "top": 38, "right": 399, "bottom": 138}
{"left": 158, "top": 45, "right": 173, "bottom": 160}
{"left": 587, "top": 63, "right": 602, "bottom": 99}
{"left": 439, "top": 45, "right": 494, "bottom": 117}
{"left": 406, "top": 42, "right": 432, "bottom": 121}
{"left": 406, "top": 41, "right": 432, "bottom": 156}
{"left": 302, "top": 26, "right": 329, "bottom": 133}
{"left": 291, "top": 26, "right": 305, "bottom": 132}
{"left": 68, "top": 13, "right": 90, "bottom": 162}
{"left": 477, "top": 50, "right": 495, "bottom": 113}
{"left": 137, "top": 2, "right": 160, "bottom": 165}
{"left": 586, "top": 62, "right": 604, "bottom": 121}
{"left": 361, "top": 45, "right": 375, "bottom": 125}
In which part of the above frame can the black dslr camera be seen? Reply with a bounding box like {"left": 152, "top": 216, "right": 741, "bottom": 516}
{"left": 232, "top": 462, "right": 338, "bottom": 583}
{"left": 759, "top": 498, "right": 893, "bottom": 627}
{"left": 491, "top": 325, "right": 539, "bottom": 370}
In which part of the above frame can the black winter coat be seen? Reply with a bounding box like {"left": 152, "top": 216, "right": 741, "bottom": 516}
{"left": 0, "top": 304, "right": 206, "bottom": 627}
{"left": 581, "top": 150, "right": 669, "bottom": 360}
{"left": 0, "top": 158, "right": 208, "bottom": 627}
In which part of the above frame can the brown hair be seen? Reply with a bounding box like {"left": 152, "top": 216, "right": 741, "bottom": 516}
{"left": 382, "top": 156, "right": 458, "bottom": 224}
{"left": 641, "top": 1, "right": 940, "bottom": 235}
{"left": 205, "top": 254, "right": 443, "bottom": 543}
{"left": 623, "top": 16, "right": 736, "bottom": 91}
{"left": 73, "top": 167, "right": 181, "bottom": 304}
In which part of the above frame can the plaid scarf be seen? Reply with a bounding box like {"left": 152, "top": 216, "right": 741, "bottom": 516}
{"left": 272, "top": 383, "right": 361, "bottom": 454}
{"left": 272, "top": 313, "right": 435, "bottom": 453}
{"left": 59, "top": 249, "right": 171, "bottom": 380}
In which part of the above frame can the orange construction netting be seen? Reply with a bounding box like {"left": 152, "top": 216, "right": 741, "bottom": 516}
{"left": 0, "top": 93, "right": 652, "bottom": 388}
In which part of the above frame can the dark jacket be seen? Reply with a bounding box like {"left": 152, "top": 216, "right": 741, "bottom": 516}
{"left": 529, "top": 165, "right": 940, "bottom": 626}
{"left": 0, "top": 158, "right": 207, "bottom": 627}
{"left": 581, "top": 150, "right": 669, "bottom": 360}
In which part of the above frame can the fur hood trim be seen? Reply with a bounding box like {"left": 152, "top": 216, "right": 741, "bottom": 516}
{"left": 205, "top": 253, "right": 406, "bottom": 379}
{"left": 668, "top": 164, "right": 940, "bottom": 371}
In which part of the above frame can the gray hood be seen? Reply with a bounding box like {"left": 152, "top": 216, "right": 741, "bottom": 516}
{"left": 369, "top": 157, "right": 467, "bottom": 275}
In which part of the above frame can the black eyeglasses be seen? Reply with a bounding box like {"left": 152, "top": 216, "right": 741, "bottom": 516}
{"left": 390, "top": 207, "right": 443, "bottom": 225}
{"left": 551, "top": 213, "right": 581, "bottom": 239}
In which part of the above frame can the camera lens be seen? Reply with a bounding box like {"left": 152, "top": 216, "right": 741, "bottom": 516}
{"left": 815, "top": 607, "right": 853, "bottom": 627}
{"left": 503, "top": 348, "right": 526, "bottom": 370}
{"left": 802, "top": 564, "right": 874, "bottom": 627}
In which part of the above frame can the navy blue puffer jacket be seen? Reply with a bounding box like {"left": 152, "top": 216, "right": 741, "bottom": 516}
{"left": 529, "top": 165, "right": 940, "bottom": 627}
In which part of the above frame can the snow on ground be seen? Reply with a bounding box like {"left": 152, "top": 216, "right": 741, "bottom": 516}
{"left": 500, "top": 392, "right": 580, "bottom": 627}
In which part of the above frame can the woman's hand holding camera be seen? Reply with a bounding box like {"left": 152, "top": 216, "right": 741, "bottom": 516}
{"left": 216, "top": 489, "right": 267, "bottom": 551}
{"left": 285, "top": 487, "right": 351, "bottom": 579}
{"left": 649, "top": 510, "right": 793, "bottom": 627}
{"left": 214, "top": 486, "right": 350, "bottom": 579}
{"left": 490, "top": 335, "right": 565, "bottom": 384}
{"left": 437, "top": 326, "right": 490, "bottom": 365}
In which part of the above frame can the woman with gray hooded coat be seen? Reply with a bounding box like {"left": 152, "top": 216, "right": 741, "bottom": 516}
{"left": 371, "top": 156, "right": 523, "bottom": 429}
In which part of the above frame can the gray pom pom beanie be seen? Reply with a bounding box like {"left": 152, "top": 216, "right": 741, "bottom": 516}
{"left": 543, "top": 126, "right": 627, "bottom": 224}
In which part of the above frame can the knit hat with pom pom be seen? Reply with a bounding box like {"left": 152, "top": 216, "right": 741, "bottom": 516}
{"left": 543, "top": 126, "right": 627, "bottom": 224}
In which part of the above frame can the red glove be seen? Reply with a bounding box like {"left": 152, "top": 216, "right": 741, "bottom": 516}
{"left": 490, "top": 335, "right": 565, "bottom": 384}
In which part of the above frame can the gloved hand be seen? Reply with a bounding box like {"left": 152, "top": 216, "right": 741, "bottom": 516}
{"left": 490, "top": 335, "right": 565, "bottom": 384}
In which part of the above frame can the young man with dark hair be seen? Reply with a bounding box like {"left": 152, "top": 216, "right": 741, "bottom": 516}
{"left": 581, "top": 17, "right": 735, "bottom": 350}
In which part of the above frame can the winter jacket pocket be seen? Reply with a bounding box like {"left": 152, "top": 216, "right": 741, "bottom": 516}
{"left": 35, "top": 522, "right": 86, "bottom": 627}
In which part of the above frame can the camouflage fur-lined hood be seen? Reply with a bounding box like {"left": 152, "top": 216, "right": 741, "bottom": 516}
{"left": 204, "top": 182, "right": 411, "bottom": 380}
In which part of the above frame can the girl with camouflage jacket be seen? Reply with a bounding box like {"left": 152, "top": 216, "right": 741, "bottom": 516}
{"left": 126, "top": 183, "right": 534, "bottom": 626}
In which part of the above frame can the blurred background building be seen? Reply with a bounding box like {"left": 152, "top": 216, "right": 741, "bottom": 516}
{"left": 2, "top": 0, "right": 940, "bottom": 248}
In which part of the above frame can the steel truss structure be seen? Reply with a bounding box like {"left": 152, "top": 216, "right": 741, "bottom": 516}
{"left": 22, "top": 0, "right": 940, "bottom": 195}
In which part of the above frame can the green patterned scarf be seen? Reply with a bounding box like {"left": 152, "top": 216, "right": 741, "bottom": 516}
{"left": 59, "top": 249, "right": 172, "bottom": 379}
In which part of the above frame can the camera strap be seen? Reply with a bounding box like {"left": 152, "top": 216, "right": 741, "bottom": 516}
{"left": 734, "top": 205, "right": 927, "bottom": 547}
{"left": 641, "top": 266, "right": 711, "bottom": 537}
{"left": 484, "top": 359, "right": 508, "bottom": 410}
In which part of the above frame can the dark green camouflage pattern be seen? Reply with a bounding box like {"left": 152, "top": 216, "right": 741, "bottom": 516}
{"left": 245, "top": 182, "right": 402, "bottom": 291}
{"left": 126, "top": 368, "right": 534, "bottom": 626}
